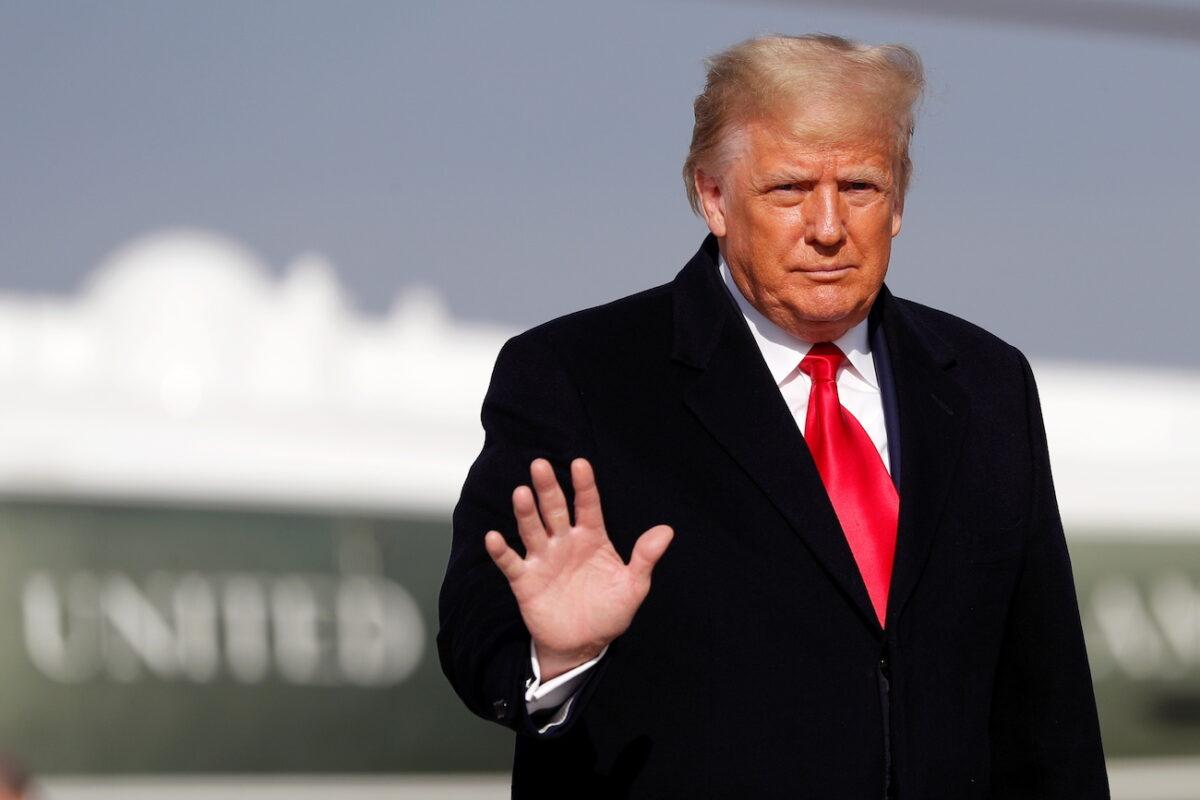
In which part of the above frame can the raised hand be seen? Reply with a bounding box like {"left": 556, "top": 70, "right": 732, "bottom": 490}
{"left": 484, "top": 458, "right": 674, "bottom": 681}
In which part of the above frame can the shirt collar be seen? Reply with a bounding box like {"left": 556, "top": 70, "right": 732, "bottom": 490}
{"left": 718, "top": 256, "right": 879, "bottom": 390}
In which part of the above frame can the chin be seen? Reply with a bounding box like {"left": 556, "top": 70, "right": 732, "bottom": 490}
{"left": 791, "top": 300, "right": 857, "bottom": 325}
{"left": 794, "top": 288, "right": 872, "bottom": 320}
{"left": 788, "top": 302, "right": 873, "bottom": 340}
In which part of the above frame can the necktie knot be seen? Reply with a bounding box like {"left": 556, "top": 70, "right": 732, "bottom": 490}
{"left": 799, "top": 342, "right": 845, "bottom": 383}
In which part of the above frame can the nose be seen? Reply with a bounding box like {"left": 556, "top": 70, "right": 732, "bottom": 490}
{"left": 803, "top": 184, "right": 847, "bottom": 247}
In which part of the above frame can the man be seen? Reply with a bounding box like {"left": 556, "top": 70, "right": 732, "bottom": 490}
{"left": 439, "top": 34, "right": 1108, "bottom": 798}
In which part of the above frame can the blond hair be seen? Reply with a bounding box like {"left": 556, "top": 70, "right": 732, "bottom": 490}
{"left": 683, "top": 34, "right": 925, "bottom": 214}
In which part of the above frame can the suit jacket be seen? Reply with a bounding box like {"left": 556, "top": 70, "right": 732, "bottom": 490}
{"left": 438, "top": 236, "right": 1108, "bottom": 798}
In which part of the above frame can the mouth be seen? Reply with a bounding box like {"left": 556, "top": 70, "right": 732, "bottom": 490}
{"left": 795, "top": 265, "right": 855, "bottom": 280}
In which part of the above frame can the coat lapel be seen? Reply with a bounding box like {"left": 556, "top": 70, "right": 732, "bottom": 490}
{"left": 672, "top": 238, "right": 881, "bottom": 631}
{"left": 875, "top": 287, "right": 970, "bottom": 628}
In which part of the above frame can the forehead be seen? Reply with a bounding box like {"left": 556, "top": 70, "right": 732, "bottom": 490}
{"left": 738, "top": 101, "right": 897, "bottom": 171}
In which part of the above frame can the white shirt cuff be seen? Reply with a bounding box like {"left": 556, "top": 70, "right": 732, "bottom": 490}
{"left": 524, "top": 640, "right": 607, "bottom": 724}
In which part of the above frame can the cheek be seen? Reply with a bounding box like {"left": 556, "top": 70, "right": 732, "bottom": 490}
{"left": 859, "top": 240, "right": 892, "bottom": 281}
{"left": 732, "top": 205, "right": 810, "bottom": 283}
{"left": 850, "top": 212, "right": 896, "bottom": 258}
{"left": 754, "top": 207, "right": 805, "bottom": 251}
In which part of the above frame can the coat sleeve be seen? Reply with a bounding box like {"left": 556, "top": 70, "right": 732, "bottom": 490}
{"left": 988, "top": 350, "right": 1110, "bottom": 797}
{"left": 437, "top": 329, "right": 599, "bottom": 736}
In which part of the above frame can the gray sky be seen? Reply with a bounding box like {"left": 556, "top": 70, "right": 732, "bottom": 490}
{"left": 3, "top": 0, "right": 1199, "bottom": 366}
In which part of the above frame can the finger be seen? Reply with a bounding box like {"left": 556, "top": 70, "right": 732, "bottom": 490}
{"left": 512, "top": 485, "right": 548, "bottom": 553}
{"left": 571, "top": 458, "right": 604, "bottom": 532}
{"left": 484, "top": 530, "right": 526, "bottom": 582}
{"left": 530, "top": 458, "right": 571, "bottom": 536}
{"left": 629, "top": 525, "right": 674, "bottom": 581}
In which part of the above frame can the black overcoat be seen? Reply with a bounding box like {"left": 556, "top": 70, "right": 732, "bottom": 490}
{"left": 439, "top": 236, "right": 1108, "bottom": 798}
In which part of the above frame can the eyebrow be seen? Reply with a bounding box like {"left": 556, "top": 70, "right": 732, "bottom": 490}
{"left": 759, "top": 166, "right": 891, "bottom": 186}
{"left": 761, "top": 170, "right": 820, "bottom": 185}
{"left": 839, "top": 167, "right": 890, "bottom": 184}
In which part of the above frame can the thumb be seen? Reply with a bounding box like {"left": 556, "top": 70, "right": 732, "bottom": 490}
{"left": 629, "top": 525, "right": 674, "bottom": 580}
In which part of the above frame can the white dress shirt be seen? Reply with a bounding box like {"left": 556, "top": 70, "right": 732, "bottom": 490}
{"left": 523, "top": 256, "right": 891, "bottom": 730}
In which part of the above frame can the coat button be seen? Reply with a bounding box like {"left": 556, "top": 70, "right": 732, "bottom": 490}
{"left": 492, "top": 699, "right": 509, "bottom": 719}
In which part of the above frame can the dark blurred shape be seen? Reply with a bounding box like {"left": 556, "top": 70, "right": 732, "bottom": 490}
{"left": 0, "top": 754, "right": 31, "bottom": 800}
{"left": 1148, "top": 692, "right": 1200, "bottom": 727}
{"left": 769, "top": 0, "right": 1200, "bottom": 43}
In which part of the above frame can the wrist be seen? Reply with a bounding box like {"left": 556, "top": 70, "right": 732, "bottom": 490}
{"left": 533, "top": 641, "right": 604, "bottom": 682}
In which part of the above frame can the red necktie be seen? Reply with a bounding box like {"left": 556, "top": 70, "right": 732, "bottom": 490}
{"left": 799, "top": 343, "right": 898, "bottom": 627}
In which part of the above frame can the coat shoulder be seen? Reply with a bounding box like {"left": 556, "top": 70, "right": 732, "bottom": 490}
{"left": 889, "top": 294, "right": 1026, "bottom": 367}
{"left": 507, "top": 280, "right": 676, "bottom": 358}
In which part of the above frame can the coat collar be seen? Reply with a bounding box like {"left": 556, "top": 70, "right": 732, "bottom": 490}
{"left": 671, "top": 235, "right": 969, "bottom": 633}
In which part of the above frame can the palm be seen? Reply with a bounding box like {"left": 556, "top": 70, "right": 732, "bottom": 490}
{"left": 510, "top": 515, "right": 646, "bottom": 654}
{"left": 484, "top": 458, "right": 673, "bottom": 675}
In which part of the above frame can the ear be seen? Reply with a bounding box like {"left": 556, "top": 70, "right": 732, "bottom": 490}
{"left": 694, "top": 169, "right": 727, "bottom": 238}
{"left": 891, "top": 194, "right": 904, "bottom": 238}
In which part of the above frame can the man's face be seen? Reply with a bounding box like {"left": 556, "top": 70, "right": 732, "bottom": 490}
{"left": 696, "top": 106, "right": 903, "bottom": 343}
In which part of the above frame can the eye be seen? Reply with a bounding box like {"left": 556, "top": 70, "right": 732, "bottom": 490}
{"left": 845, "top": 181, "right": 877, "bottom": 192}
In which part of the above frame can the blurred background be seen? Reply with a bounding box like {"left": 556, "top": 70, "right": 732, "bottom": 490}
{"left": 1, "top": 1, "right": 1198, "bottom": 798}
